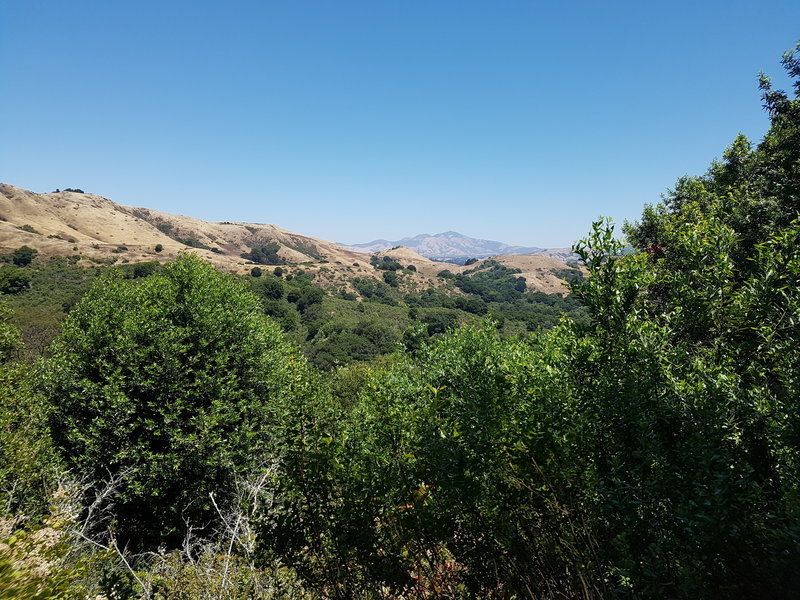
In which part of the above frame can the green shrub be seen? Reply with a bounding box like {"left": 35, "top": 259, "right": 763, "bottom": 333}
{"left": 130, "top": 261, "right": 159, "bottom": 279}
{"left": 382, "top": 270, "right": 399, "bottom": 287}
{"left": 241, "top": 243, "right": 284, "bottom": 265}
{"left": 11, "top": 246, "right": 38, "bottom": 266}
{"left": 40, "top": 255, "right": 309, "bottom": 550}
{"left": 0, "top": 266, "right": 32, "bottom": 295}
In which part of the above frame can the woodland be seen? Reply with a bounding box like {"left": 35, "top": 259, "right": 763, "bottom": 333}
{"left": 0, "top": 47, "right": 799, "bottom": 599}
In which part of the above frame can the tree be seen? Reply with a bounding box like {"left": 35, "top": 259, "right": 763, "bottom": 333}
{"left": 296, "top": 286, "right": 325, "bottom": 312}
{"left": 383, "top": 270, "right": 399, "bottom": 287}
{"left": 154, "top": 243, "right": 163, "bottom": 253}
{"left": 252, "top": 276, "right": 284, "bottom": 301}
{"left": 241, "top": 243, "right": 284, "bottom": 265}
{"left": 11, "top": 246, "right": 38, "bottom": 267}
{"left": 130, "top": 261, "right": 158, "bottom": 278}
{"left": 41, "top": 254, "right": 309, "bottom": 550}
{"left": 0, "top": 266, "right": 32, "bottom": 294}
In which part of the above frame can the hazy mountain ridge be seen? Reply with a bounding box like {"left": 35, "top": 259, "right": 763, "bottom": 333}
{"left": 343, "top": 231, "right": 577, "bottom": 264}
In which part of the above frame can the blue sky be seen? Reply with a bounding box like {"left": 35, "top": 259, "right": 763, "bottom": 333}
{"left": 2, "top": 1, "right": 798, "bottom": 248}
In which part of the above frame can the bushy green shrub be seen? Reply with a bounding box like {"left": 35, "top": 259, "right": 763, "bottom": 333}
{"left": 0, "top": 266, "right": 32, "bottom": 295}
{"left": 241, "top": 243, "right": 284, "bottom": 265}
{"left": 40, "top": 254, "right": 310, "bottom": 550}
{"left": 11, "top": 246, "right": 38, "bottom": 267}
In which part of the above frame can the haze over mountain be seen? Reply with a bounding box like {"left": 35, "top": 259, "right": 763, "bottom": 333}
{"left": 342, "top": 231, "right": 573, "bottom": 264}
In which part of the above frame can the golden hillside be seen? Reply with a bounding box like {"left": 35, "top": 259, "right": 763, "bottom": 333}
{"left": 0, "top": 184, "right": 575, "bottom": 294}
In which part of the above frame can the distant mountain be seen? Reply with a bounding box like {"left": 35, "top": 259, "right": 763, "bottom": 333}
{"left": 343, "top": 231, "right": 546, "bottom": 263}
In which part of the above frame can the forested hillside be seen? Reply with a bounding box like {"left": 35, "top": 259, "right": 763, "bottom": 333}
{"left": 1, "top": 46, "right": 799, "bottom": 599}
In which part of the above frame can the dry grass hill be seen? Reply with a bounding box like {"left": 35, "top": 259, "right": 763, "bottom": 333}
{"left": 0, "top": 183, "right": 576, "bottom": 294}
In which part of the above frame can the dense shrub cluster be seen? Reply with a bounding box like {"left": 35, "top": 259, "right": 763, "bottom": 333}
{"left": 241, "top": 242, "right": 285, "bottom": 265}
{"left": 39, "top": 256, "right": 312, "bottom": 549}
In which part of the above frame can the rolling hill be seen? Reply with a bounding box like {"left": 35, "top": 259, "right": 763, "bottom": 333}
{"left": 0, "top": 184, "right": 577, "bottom": 294}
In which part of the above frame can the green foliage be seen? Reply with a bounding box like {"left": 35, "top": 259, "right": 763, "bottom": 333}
{"left": 11, "top": 246, "right": 38, "bottom": 267}
{"left": 176, "top": 237, "right": 212, "bottom": 250}
{"left": 352, "top": 277, "right": 396, "bottom": 302}
{"left": 250, "top": 275, "right": 285, "bottom": 301}
{"left": 40, "top": 254, "right": 309, "bottom": 550}
{"left": 419, "top": 307, "right": 459, "bottom": 335}
{"left": 553, "top": 266, "right": 584, "bottom": 283}
{"left": 306, "top": 319, "right": 401, "bottom": 370}
{"left": 261, "top": 46, "right": 800, "bottom": 598}
{"left": 0, "top": 301, "right": 21, "bottom": 363}
{"left": 250, "top": 266, "right": 263, "bottom": 277}
{"left": 370, "top": 256, "right": 403, "bottom": 271}
{"left": 295, "top": 286, "right": 325, "bottom": 312}
{"left": 260, "top": 299, "right": 300, "bottom": 333}
{"left": 451, "top": 295, "right": 487, "bottom": 315}
{"left": 265, "top": 324, "right": 599, "bottom": 596}
{"left": 147, "top": 548, "right": 310, "bottom": 599}
{"left": 1, "top": 47, "right": 798, "bottom": 597}
{"left": 1, "top": 257, "right": 102, "bottom": 358}
{"left": 154, "top": 243, "right": 163, "bottom": 253}
{"left": 0, "top": 519, "right": 82, "bottom": 600}
{"left": 129, "top": 261, "right": 159, "bottom": 279}
{"left": 0, "top": 306, "right": 55, "bottom": 520}
{"left": 282, "top": 239, "right": 323, "bottom": 261}
{"left": 382, "top": 270, "right": 399, "bottom": 287}
{"left": 0, "top": 266, "right": 32, "bottom": 295}
{"left": 242, "top": 243, "right": 285, "bottom": 265}
{"left": 0, "top": 365, "right": 56, "bottom": 520}
{"left": 452, "top": 263, "right": 526, "bottom": 302}
{"left": 18, "top": 224, "right": 40, "bottom": 235}
{"left": 568, "top": 218, "right": 800, "bottom": 596}
{"left": 155, "top": 221, "right": 176, "bottom": 236}
{"left": 405, "top": 285, "right": 584, "bottom": 332}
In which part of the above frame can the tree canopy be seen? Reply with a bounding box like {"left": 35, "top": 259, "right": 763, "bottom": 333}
{"left": 41, "top": 254, "right": 310, "bottom": 549}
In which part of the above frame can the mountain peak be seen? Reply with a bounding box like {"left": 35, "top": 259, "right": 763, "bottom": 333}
{"left": 343, "top": 231, "right": 545, "bottom": 262}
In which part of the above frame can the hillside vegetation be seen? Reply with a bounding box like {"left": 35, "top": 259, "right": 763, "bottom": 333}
{"left": 1, "top": 46, "right": 799, "bottom": 599}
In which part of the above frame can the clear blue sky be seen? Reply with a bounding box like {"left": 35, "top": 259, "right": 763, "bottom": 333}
{"left": 2, "top": 1, "right": 798, "bottom": 248}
